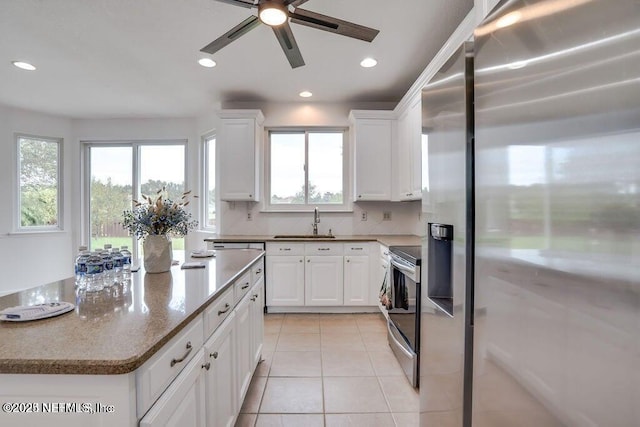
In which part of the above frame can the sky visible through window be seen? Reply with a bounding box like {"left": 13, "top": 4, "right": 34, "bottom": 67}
{"left": 91, "top": 145, "right": 184, "bottom": 187}
{"left": 270, "top": 131, "right": 343, "bottom": 204}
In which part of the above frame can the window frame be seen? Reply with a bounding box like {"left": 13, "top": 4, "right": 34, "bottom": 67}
{"left": 80, "top": 139, "right": 188, "bottom": 257}
{"left": 202, "top": 131, "right": 217, "bottom": 231}
{"left": 264, "top": 127, "right": 350, "bottom": 212}
{"left": 14, "top": 133, "right": 63, "bottom": 232}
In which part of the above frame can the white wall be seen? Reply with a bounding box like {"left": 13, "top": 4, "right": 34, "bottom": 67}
{"left": 0, "top": 104, "right": 74, "bottom": 295}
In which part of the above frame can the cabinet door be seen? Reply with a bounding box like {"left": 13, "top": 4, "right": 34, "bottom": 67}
{"left": 204, "top": 315, "right": 236, "bottom": 427}
{"left": 235, "top": 296, "right": 253, "bottom": 404}
{"left": 305, "top": 256, "right": 344, "bottom": 305}
{"left": 250, "top": 278, "right": 265, "bottom": 366}
{"left": 266, "top": 256, "right": 305, "bottom": 306}
{"left": 409, "top": 97, "right": 423, "bottom": 198}
{"left": 353, "top": 119, "right": 392, "bottom": 201}
{"left": 394, "top": 97, "right": 422, "bottom": 201}
{"left": 140, "top": 350, "right": 207, "bottom": 427}
{"left": 344, "top": 255, "right": 371, "bottom": 305}
{"left": 219, "top": 118, "right": 259, "bottom": 201}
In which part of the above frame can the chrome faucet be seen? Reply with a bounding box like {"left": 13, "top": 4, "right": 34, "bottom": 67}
{"left": 312, "top": 207, "right": 320, "bottom": 235}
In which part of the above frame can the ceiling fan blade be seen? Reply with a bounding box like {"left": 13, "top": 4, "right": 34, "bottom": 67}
{"left": 272, "top": 22, "right": 305, "bottom": 68}
{"left": 290, "top": 8, "right": 379, "bottom": 42}
{"left": 200, "top": 16, "right": 262, "bottom": 55}
{"left": 283, "top": 0, "right": 310, "bottom": 7}
{"left": 212, "top": 0, "right": 257, "bottom": 9}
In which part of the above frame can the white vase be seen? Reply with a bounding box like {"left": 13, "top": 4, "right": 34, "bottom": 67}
{"left": 143, "top": 235, "right": 173, "bottom": 273}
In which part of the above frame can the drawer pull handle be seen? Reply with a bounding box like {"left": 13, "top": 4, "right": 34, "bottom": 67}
{"left": 217, "top": 303, "right": 230, "bottom": 316}
{"left": 241, "top": 283, "right": 250, "bottom": 290}
{"left": 318, "top": 248, "right": 330, "bottom": 251}
{"left": 210, "top": 351, "right": 218, "bottom": 359}
{"left": 256, "top": 269, "right": 262, "bottom": 274}
{"left": 250, "top": 296, "right": 257, "bottom": 302}
{"left": 170, "top": 341, "right": 193, "bottom": 367}
{"left": 351, "top": 247, "right": 363, "bottom": 250}
{"left": 280, "top": 248, "right": 291, "bottom": 251}
{"left": 202, "top": 362, "right": 211, "bottom": 371}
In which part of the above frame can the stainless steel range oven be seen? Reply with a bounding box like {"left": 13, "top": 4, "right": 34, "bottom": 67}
{"left": 386, "top": 245, "right": 421, "bottom": 388}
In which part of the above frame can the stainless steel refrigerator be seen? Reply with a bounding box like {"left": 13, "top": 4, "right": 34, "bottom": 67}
{"left": 420, "top": 0, "right": 640, "bottom": 425}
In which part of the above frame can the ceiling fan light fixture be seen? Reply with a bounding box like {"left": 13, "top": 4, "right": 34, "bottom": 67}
{"left": 259, "top": 1, "right": 288, "bottom": 26}
{"left": 360, "top": 57, "right": 377, "bottom": 68}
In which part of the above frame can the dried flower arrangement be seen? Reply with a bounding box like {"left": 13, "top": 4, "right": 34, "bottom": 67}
{"left": 122, "top": 188, "right": 198, "bottom": 239}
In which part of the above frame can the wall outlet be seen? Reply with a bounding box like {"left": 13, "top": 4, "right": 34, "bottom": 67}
{"left": 361, "top": 211, "right": 368, "bottom": 221}
{"left": 383, "top": 211, "right": 392, "bottom": 221}
{"left": 247, "top": 211, "right": 252, "bottom": 221}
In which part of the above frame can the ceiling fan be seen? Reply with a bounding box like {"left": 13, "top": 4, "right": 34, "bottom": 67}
{"left": 200, "top": 0, "right": 380, "bottom": 68}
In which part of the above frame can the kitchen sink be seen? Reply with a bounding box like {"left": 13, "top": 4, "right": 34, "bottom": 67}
{"left": 273, "top": 234, "right": 336, "bottom": 239}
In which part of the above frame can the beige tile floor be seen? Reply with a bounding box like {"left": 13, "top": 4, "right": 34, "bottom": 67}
{"left": 235, "top": 313, "right": 419, "bottom": 427}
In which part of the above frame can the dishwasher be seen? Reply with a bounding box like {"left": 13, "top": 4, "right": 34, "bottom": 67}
{"left": 207, "top": 241, "right": 265, "bottom": 250}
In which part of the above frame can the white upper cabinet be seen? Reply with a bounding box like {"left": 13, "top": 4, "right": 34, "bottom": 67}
{"left": 218, "top": 110, "right": 264, "bottom": 201}
{"left": 393, "top": 95, "right": 422, "bottom": 201}
{"left": 350, "top": 110, "right": 394, "bottom": 201}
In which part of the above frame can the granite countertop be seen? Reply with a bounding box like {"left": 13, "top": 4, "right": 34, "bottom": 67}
{"left": 0, "top": 249, "right": 264, "bottom": 375}
{"left": 205, "top": 234, "right": 422, "bottom": 247}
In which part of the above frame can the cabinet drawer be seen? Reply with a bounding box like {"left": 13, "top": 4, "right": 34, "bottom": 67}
{"left": 251, "top": 259, "right": 264, "bottom": 283}
{"left": 305, "top": 243, "right": 344, "bottom": 255}
{"left": 344, "top": 243, "right": 370, "bottom": 255}
{"left": 266, "top": 243, "right": 305, "bottom": 256}
{"left": 234, "top": 270, "right": 252, "bottom": 304}
{"left": 136, "top": 316, "right": 204, "bottom": 418}
{"left": 203, "top": 287, "right": 234, "bottom": 339}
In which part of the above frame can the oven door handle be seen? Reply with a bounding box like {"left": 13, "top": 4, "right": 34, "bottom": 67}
{"left": 387, "top": 320, "right": 414, "bottom": 358}
{"left": 390, "top": 254, "right": 416, "bottom": 276}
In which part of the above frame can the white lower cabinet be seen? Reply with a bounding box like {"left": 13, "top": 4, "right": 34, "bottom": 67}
{"left": 250, "top": 277, "right": 265, "bottom": 366}
{"left": 267, "top": 242, "right": 376, "bottom": 309}
{"left": 204, "top": 313, "right": 236, "bottom": 427}
{"left": 235, "top": 293, "right": 253, "bottom": 405}
{"left": 144, "top": 261, "right": 265, "bottom": 427}
{"left": 266, "top": 255, "right": 305, "bottom": 306}
{"left": 305, "top": 255, "right": 344, "bottom": 305}
{"left": 344, "top": 255, "right": 371, "bottom": 305}
{"left": 139, "top": 349, "right": 207, "bottom": 427}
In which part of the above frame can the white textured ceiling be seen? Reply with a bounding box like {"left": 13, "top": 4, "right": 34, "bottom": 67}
{"left": 0, "top": 0, "right": 472, "bottom": 119}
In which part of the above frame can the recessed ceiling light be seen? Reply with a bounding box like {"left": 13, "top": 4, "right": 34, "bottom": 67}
{"left": 360, "top": 57, "right": 377, "bottom": 68}
{"left": 198, "top": 57, "right": 217, "bottom": 68}
{"left": 12, "top": 61, "right": 36, "bottom": 71}
{"left": 299, "top": 91, "right": 313, "bottom": 98}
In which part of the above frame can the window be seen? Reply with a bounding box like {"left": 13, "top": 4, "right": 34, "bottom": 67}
{"left": 17, "top": 134, "right": 62, "bottom": 230}
{"left": 267, "top": 129, "right": 346, "bottom": 209}
{"left": 83, "top": 141, "right": 186, "bottom": 255}
{"left": 203, "top": 133, "right": 216, "bottom": 229}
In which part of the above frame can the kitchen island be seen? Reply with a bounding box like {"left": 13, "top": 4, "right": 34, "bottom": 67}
{"left": 0, "top": 248, "right": 265, "bottom": 426}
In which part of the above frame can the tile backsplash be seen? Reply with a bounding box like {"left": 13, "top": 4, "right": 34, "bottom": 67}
{"left": 219, "top": 201, "right": 422, "bottom": 236}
